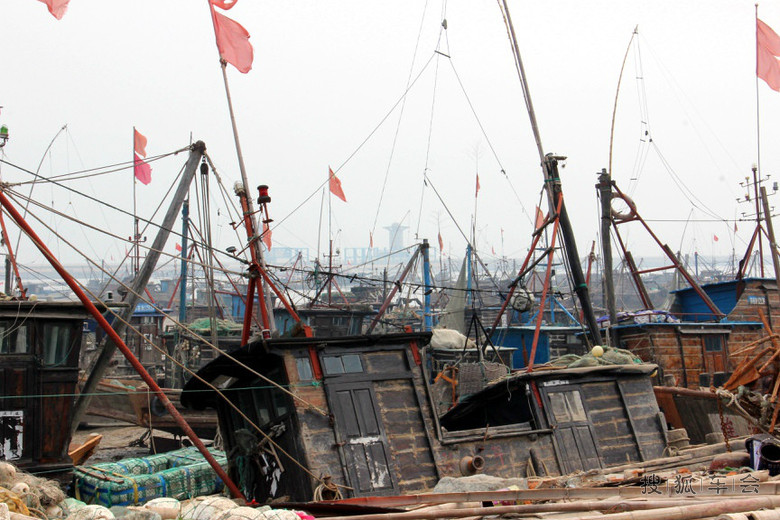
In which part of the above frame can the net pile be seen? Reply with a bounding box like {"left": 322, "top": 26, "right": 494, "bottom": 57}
{"left": 73, "top": 447, "right": 228, "bottom": 507}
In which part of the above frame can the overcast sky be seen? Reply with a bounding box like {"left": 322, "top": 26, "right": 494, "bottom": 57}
{"left": 2, "top": 0, "right": 780, "bottom": 279}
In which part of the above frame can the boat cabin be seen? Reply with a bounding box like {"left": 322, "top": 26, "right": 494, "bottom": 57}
{"left": 0, "top": 301, "right": 96, "bottom": 472}
{"left": 182, "top": 332, "right": 667, "bottom": 503}
{"left": 616, "top": 278, "right": 777, "bottom": 389}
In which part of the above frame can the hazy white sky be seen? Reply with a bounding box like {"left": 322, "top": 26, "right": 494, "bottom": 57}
{"left": 2, "top": 0, "right": 780, "bottom": 275}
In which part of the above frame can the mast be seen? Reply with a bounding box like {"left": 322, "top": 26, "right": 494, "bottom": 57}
{"left": 597, "top": 169, "right": 617, "bottom": 344}
{"left": 422, "top": 238, "right": 433, "bottom": 331}
{"left": 208, "top": 0, "right": 275, "bottom": 335}
{"left": 499, "top": 0, "right": 602, "bottom": 343}
{"left": 71, "top": 142, "right": 206, "bottom": 434}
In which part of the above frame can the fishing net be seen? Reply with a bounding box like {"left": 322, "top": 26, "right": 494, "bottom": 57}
{"left": 73, "top": 447, "right": 228, "bottom": 507}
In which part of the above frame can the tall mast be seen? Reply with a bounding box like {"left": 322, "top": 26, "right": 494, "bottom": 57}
{"left": 208, "top": 0, "right": 275, "bottom": 335}
{"left": 499, "top": 0, "right": 602, "bottom": 343}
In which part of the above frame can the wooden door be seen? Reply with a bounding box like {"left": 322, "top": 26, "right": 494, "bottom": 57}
{"left": 327, "top": 383, "right": 397, "bottom": 496}
{"left": 543, "top": 386, "right": 602, "bottom": 473}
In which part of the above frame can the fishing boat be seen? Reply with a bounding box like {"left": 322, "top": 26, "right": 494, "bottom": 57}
{"left": 0, "top": 300, "right": 104, "bottom": 473}
{"left": 181, "top": 330, "right": 668, "bottom": 502}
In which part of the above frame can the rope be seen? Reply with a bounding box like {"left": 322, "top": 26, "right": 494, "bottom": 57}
{"left": 15, "top": 199, "right": 328, "bottom": 418}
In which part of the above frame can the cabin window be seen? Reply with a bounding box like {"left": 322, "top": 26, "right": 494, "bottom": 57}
{"left": 439, "top": 381, "right": 538, "bottom": 434}
{"left": 548, "top": 390, "right": 587, "bottom": 423}
{"left": 296, "top": 357, "right": 314, "bottom": 381}
{"left": 704, "top": 335, "right": 724, "bottom": 352}
{"left": 322, "top": 354, "right": 363, "bottom": 375}
{"left": 42, "top": 322, "right": 76, "bottom": 366}
{"left": 0, "top": 322, "right": 29, "bottom": 354}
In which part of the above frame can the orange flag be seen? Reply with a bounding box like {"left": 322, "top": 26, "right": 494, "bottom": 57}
{"left": 438, "top": 231, "right": 444, "bottom": 252}
{"left": 210, "top": 1, "right": 254, "bottom": 74}
{"left": 134, "top": 128, "right": 148, "bottom": 158}
{"left": 329, "top": 168, "right": 347, "bottom": 202}
{"left": 38, "top": 0, "right": 69, "bottom": 19}
{"left": 475, "top": 174, "right": 481, "bottom": 197}
{"left": 369, "top": 231, "right": 374, "bottom": 248}
{"left": 262, "top": 220, "right": 272, "bottom": 250}
{"left": 534, "top": 206, "right": 545, "bottom": 231}
{"left": 758, "top": 18, "right": 780, "bottom": 91}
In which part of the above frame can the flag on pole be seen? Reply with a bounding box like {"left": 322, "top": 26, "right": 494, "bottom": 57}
{"left": 369, "top": 231, "right": 374, "bottom": 248}
{"left": 329, "top": 167, "right": 347, "bottom": 202}
{"left": 734, "top": 221, "right": 739, "bottom": 232}
{"left": 134, "top": 154, "right": 152, "bottom": 185}
{"left": 758, "top": 18, "right": 780, "bottom": 91}
{"left": 438, "top": 231, "right": 444, "bottom": 252}
{"left": 492, "top": 246, "right": 496, "bottom": 255}
{"left": 262, "top": 220, "right": 272, "bottom": 250}
{"left": 209, "top": 0, "right": 254, "bottom": 74}
{"left": 175, "top": 243, "right": 182, "bottom": 252}
{"left": 534, "top": 206, "right": 545, "bottom": 231}
{"left": 134, "top": 128, "right": 148, "bottom": 158}
{"left": 475, "top": 174, "right": 481, "bottom": 197}
{"left": 713, "top": 234, "right": 719, "bottom": 242}
{"left": 38, "top": 0, "right": 69, "bottom": 20}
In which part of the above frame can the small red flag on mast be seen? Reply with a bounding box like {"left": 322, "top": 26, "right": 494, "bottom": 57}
{"left": 134, "top": 155, "right": 152, "bottom": 185}
{"left": 38, "top": 0, "right": 69, "bottom": 20}
{"left": 475, "top": 174, "right": 481, "bottom": 197}
{"left": 209, "top": 0, "right": 254, "bottom": 74}
{"left": 329, "top": 168, "right": 347, "bottom": 202}
{"left": 757, "top": 18, "right": 780, "bottom": 91}
{"left": 262, "top": 220, "right": 272, "bottom": 250}
{"left": 438, "top": 231, "right": 444, "bottom": 252}
{"left": 133, "top": 128, "right": 151, "bottom": 185}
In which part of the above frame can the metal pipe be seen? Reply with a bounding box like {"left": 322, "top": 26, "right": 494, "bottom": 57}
{"left": 422, "top": 239, "right": 433, "bottom": 331}
{"left": 0, "top": 187, "right": 244, "bottom": 500}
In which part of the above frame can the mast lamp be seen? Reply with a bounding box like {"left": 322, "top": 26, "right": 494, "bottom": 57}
{"left": 257, "top": 185, "right": 271, "bottom": 204}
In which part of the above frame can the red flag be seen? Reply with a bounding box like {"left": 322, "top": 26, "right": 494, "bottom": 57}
{"left": 713, "top": 234, "right": 719, "bottom": 242}
{"left": 211, "top": 8, "right": 253, "bottom": 74}
{"left": 734, "top": 221, "right": 738, "bottom": 232}
{"left": 134, "top": 154, "right": 152, "bottom": 185}
{"left": 369, "top": 231, "right": 374, "bottom": 248}
{"left": 134, "top": 128, "right": 148, "bottom": 158}
{"left": 38, "top": 0, "right": 69, "bottom": 20}
{"left": 534, "top": 206, "right": 545, "bottom": 231}
{"left": 211, "top": 0, "right": 237, "bottom": 9}
{"left": 175, "top": 243, "right": 182, "bottom": 252}
{"left": 758, "top": 19, "right": 780, "bottom": 91}
{"left": 329, "top": 168, "right": 347, "bottom": 202}
{"left": 492, "top": 246, "right": 496, "bottom": 255}
{"left": 475, "top": 174, "right": 481, "bottom": 197}
{"left": 438, "top": 231, "right": 444, "bottom": 252}
{"left": 262, "top": 220, "right": 272, "bottom": 250}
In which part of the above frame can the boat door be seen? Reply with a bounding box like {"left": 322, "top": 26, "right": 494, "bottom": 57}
{"left": 0, "top": 323, "right": 34, "bottom": 463}
{"left": 542, "top": 384, "right": 602, "bottom": 473}
{"left": 325, "top": 380, "right": 397, "bottom": 496}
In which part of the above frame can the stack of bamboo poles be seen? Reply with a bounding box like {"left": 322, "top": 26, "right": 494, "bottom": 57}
{"left": 314, "top": 475, "right": 780, "bottom": 520}
{"left": 723, "top": 310, "right": 780, "bottom": 432}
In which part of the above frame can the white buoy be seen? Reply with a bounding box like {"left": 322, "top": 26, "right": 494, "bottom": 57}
{"left": 591, "top": 345, "right": 604, "bottom": 357}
